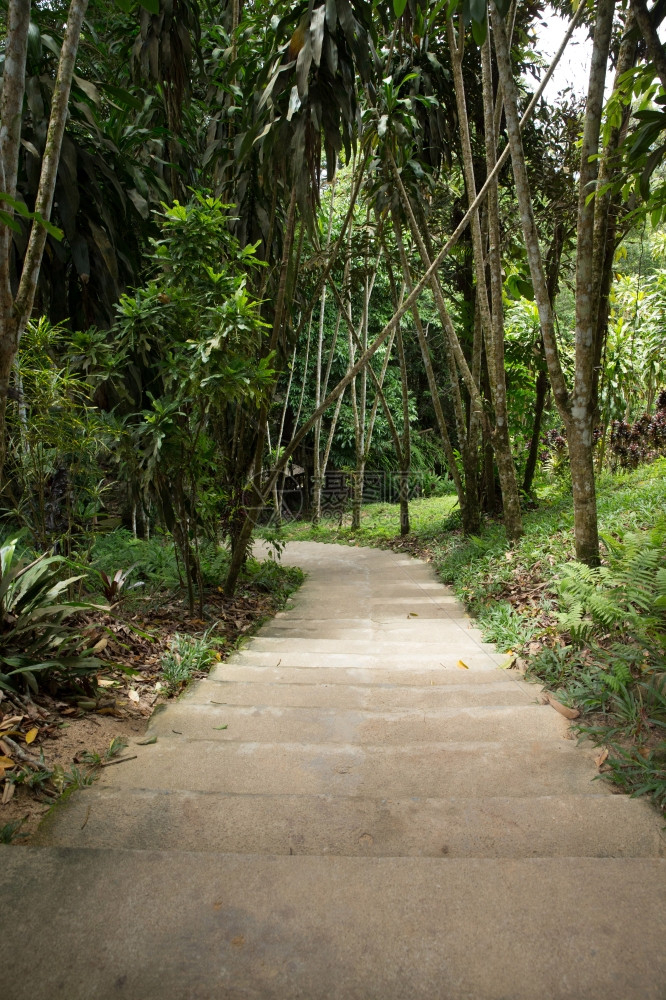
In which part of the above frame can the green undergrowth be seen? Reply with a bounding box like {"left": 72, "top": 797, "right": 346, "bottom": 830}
{"left": 271, "top": 459, "right": 666, "bottom": 814}
{"left": 263, "top": 494, "right": 460, "bottom": 546}
{"left": 89, "top": 530, "right": 303, "bottom": 606}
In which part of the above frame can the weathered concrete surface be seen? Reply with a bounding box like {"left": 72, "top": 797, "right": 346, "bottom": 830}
{"left": 3, "top": 540, "right": 664, "bottom": 999}
{"left": 33, "top": 788, "right": 666, "bottom": 858}
{"left": 1, "top": 850, "right": 664, "bottom": 1000}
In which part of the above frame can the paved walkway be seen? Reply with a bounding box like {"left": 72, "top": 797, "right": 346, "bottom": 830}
{"left": 2, "top": 541, "right": 664, "bottom": 999}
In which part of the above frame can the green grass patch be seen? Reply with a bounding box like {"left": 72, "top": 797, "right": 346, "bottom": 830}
{"left": 267, "top": 494, "right": 460, "bottom": 546}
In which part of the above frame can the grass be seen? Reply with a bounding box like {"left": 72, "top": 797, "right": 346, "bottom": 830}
{"left": 266, "top": 493, "right": 460, "bottom": 546}
{"left": 160, "top": 630, "right": 221, "bottom": 694}
{"left": 270, "top": 458, "right": 666, "bottom": 814}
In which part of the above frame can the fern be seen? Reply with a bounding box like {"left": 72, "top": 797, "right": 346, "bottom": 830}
{"left": 556, "top": 520, "right": 666, "bottom": 646}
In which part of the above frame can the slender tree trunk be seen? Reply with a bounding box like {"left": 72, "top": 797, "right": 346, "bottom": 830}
{"left": 0, "top": 0, "right": 89, "bottom": 485}
{"left": 491, "top": 0, "right": 614, "bottom": 564}
{"left": 390, "top": 184, "right": 481, "bottom": 531}
{"left": 570, "top": 0, "right": 615, "bottom": 565}
{"left": 449, "top": 20, "right": 523, "bottom": 539}
{"left": 390, "top": 211, "right": 473, "bottom": 529}
{"left": 312, "top": 181, "right": 337, "bottom": 526}
{"left": 522, "top": 368, "right": 548, "bottom": 496}
{"left": 225, "top": 187, "right": 298, "bottom": 595}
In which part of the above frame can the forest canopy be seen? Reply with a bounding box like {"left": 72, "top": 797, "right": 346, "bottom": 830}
{"left": 0, "top": 0, "right": 665, "bottom": 607}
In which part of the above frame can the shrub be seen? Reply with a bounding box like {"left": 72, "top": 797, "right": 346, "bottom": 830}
{"left": 0, "top": 537, "right": 104, "bottom": 694}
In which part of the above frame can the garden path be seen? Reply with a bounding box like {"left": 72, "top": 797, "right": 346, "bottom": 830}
{"left": 1, "top": 541, "right": 664, "bottom": 999}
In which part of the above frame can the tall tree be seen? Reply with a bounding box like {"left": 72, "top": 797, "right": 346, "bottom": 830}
{"left": 0, "top": 0, "right": 90, "bottom": 483}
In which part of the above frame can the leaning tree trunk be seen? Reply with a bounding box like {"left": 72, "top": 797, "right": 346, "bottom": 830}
{"left": 390, "top": 211, "right": 474, "bottom": 529}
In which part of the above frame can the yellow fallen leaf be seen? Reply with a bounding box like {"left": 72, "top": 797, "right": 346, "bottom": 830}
{"left": 0, "top": 755, "right": 14, "bottom": 768}
{"left": 457, "top": 660, "right": 469, "bottom": 670}
{"left": 25, "top": 727, "right": 39, "bottom": 744}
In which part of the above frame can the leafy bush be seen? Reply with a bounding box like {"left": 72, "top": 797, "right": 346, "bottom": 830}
{"left": 555, "top": 517, "right": 666, "bottom": 645}
{"left": 610, "top": 390, "right": 666, "bottom": 469}
{"left": 0, "top": 538, "right": 104, "bottom": 694}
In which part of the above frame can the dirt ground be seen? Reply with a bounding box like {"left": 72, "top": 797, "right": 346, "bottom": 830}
{"left": 1, "top": 579, "right": 297, "bottom": 843}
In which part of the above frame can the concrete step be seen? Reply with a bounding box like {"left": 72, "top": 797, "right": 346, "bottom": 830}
{"left": 34, "top": 788, "right": 666, "bottom": 858}
{"left": 212, "top": 662, "right": 526, "bottom": 686}
{"left": 185, "top": 677, "right": 536, "bottom": 710}
{"left": 228, "top": 648, "right": 503, "bottom": 670}
{"left": 260, "top": 622, "right": 483, "bottom": 640}
{"left": 148, "top": 702, "right": 569, "bottom": 745}
{"left": 96, "top": 737, "right": 602, "bottom": 798}
{"left": 244, "top": 635, "right": 497, "bottom": 655}
{"left": 2, "top": 848, "right": 664, "bottom": 1000}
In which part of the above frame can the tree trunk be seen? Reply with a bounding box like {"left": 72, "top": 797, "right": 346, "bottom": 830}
{"left": 491, "top": 0, "right": 615, "bottom": 565}
{"left": 390, "top": 211, "right": 475, "bottom": 530}
{"left": 630, "top": 0, "right": 666, "bottom": 90}
{"left": 522, "top": 367, "right": 548, "bottom": 496}
{"left": 0, "top": 0, "right": 89, "bottom": 486}
{"left": 449, "top": 20, "right": 523, "bottom": 541}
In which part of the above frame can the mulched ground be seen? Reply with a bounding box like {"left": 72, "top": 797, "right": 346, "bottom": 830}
{"left": 1, "top": 583, "right": 292, "bottom": 842}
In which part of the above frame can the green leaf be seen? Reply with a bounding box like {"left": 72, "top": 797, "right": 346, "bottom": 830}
{"left": 393, "top": 0, "right": 408, "bottom": 17}
{"left": 471, "top": 13, "right": 487, "bottom": 46}
{"left": 469, "top": 0, "right": 487, "bottom": 22}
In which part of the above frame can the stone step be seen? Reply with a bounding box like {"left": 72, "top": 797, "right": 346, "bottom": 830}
{"left": 212, "top": 663, "right": 525, "bottom": 686}
{"left": 260, "top": 623, "right": 482, "bottom": 641}
{"left": 2, "top": 848, "right": 663, "bottom": 1000}
{"left": 244, "top": 635, "right": 497, "bottom": 655}
{"left": 228, "top": 648, "right": 503, "bottom": 670}
{"left": 34, "top": 788, "right": 666, "bottom": 858}
{"left": 148, "top": 702, "right": 569, "bottom": 745}
{"left": 97, "top": 737, "right": 602, "bottom": 798}
{"left": 185, "top": 677, "right": 535, "bottom": 710}
{"left": 289, "top": 600, "right": 467, "bottom": 620}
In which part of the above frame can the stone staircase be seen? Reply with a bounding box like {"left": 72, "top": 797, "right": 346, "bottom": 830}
{"left": 1, "top": 541, "right": 664, "bottom": 999}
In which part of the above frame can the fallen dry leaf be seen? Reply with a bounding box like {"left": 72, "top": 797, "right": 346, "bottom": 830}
{"left": 0, "top": 715, "right": 24, "bottom": 730}
{"left": 2, "top": 780, "right": 15, "bottom": 804}
{"left": 457, "top": 660, "right": 469, "bottom": 670}
{"left": 128, "top": 689, "right": 140, "bottom": 703}
{"left": 595, "top": 748, "right": 609, "bottom": 768}
{"left": 25, "top": 727, "right": 39, "bottom": 745}
{"left": 546, "top": 693, "right": 580, "bottom": 720}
